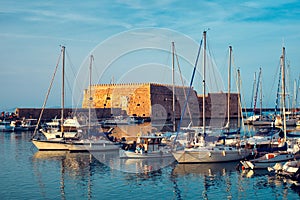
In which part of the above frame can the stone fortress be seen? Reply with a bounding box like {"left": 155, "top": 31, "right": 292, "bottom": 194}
{"left": 82, "top": 82, "right": 239, "bottom": 121}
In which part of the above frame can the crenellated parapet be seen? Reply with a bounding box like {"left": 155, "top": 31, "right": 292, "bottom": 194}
{"left": 82, "top": 82, "right": 239, "bottom": 119}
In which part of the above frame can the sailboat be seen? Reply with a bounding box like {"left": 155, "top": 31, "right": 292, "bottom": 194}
{"left": 240, "top": 47, "right": 295, "bottom": 169}
{"left": 172, "top": 32, "right": 248, "bottom": 163}
{"left": 32, "top": 50, "right": 120, "bottom": 152}
{"left": 222, "top": 46, "right": 240, "bottom": 135}
{"left": 36, "top": 46, "right": 79, "bottom": 140}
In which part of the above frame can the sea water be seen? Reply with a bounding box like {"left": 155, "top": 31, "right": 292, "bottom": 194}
{"left": 0, "top": 130, "right": 300, "bottom": 200}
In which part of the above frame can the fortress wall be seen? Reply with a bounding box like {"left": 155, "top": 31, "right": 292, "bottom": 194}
{"left": 82, "top": 83, "right": 239, "bottom": 119}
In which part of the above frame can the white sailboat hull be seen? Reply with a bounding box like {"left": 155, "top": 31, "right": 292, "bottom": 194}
{"left": 119, "top": 149, "right": 173, "bottom": 159}
{"left": 32, "top": 139, "right": 120, "bottom": 152}
{"left": 32, "top": 139, "right": 70, "bottom": 151}
{"left": 173, "top": 147, "right": 248, "bottom": 163}
{"left": 68, "top": 140, "right": 120, "bottom": 152}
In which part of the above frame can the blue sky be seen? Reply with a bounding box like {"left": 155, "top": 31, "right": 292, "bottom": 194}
{"left": 0, "top": 0, "right": 300, "bottom": 112}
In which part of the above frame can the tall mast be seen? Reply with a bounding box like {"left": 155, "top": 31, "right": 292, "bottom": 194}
{"left": 253, "top": 68, "right": 261, "bottom": 115}
{"left": 227, "top": 46, "right": 232, "bottom": 128}
{"left": 275, "top": 64, "right": 282, "bottom": 116}
{"left": 203, "top": 31, "right": 207, "bottom": 131}
{"left": 89, "top": 55, "right": 94, "bottom": 133}
{"left": 281, "top": 47, "right": 287, "bottom": 141}
{"left": 237, "top": 69, "right": 241, "bottom": 129}
{"left": 172, "top": 42, "right": 176, "bottom": 132}
{"left": 292, "top": 79, "right": 297, "bottom": 117}
{"left": 61, "top": 46, "right": 65, "bottom": 134}
{"left": 259, "top": 67, "right": 263, "bottom": 119}
{"left": 251, "top": 72, "right": 256, "bottom": 110}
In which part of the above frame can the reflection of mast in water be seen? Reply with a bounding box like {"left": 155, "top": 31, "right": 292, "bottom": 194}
{"left": 88, "top": 153, "right": 92, "bottom": 200}
{"left": 224, "top": 169, "right": 232, "bottom": 198}
{"left": 32, "top": 152, "right": 96, "bottom": 200}
{"left": 31, "top": 151, "right": 68, "bottom": 199}
{"left": 60, "top": 157, "right": 66, "bottom": 200}
{"left": 203, "top": 175, "right": 209, "bottom": 199}
{"left": 172, "top": 162, "right": 238, "bottom": 198}
{"left": 169, "top": 165, "right": 182, "bottom": 200}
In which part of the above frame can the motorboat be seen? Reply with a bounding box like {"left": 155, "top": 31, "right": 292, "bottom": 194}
{"left": 10, "top": 120, "right": 28, "bottom": 131}
{"left": 41, "top": 117, "right": 81, "bottom": 139}
{"left": 119, "top": 135, "right": 173, "bottom": 159}
{"left": 21, "top": 119, "right": 38, "bottom": 131}
{"left": 0, "top": 121, "right": 14, "bottom": 132}
{"left": 240, "top": 151, "right": 294, "bottom": 169}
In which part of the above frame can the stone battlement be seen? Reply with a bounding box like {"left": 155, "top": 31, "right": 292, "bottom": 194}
{"left": 82, "top": 82, "right": 239, "bottom": 120}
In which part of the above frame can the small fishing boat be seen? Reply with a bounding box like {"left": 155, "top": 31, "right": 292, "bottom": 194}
{"left": 10, "top": 120, "right": 28, "bottom": 131}
{"left": 119, "top": 135, "right": 173, "bottom": 159}
{"left": 240, "top": 151, "right": 294, "bottom": 169}
{"left": 0, "top": 121, "right": 14, "bottom": 132}
{"left": 21, "top": 119, "right": 38, "bottom": 131}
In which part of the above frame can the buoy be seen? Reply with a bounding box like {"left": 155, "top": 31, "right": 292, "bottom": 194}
{"left": 222, "top": 150, "right": 226, "bottom": 156}
{"left": 242, "top": 166, "right": 245, "bottom": 170}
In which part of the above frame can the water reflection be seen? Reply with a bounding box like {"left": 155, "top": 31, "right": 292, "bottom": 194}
{"left": 32, "top": 151, "right": 97, "bottom": 175}
{"left": 172, "top": 162, "right": 239, "bottom": 176}
{"left": 171, "top": 162, "right": 240, "bottom": 199}
{"left": 92, "top": 150, "right": 175, "bottom": 173}
{"left": 32, "top": 151, "right": 102, "bottom": 200}
{"left": 31, "top": 150, "right": 174, "bottom": 199}
{"left": 31, "top": 150, "right": 174, "bottom": 178}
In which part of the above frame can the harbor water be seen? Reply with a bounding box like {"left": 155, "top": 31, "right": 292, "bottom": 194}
{"left": 1, "top": 129, "right": 300, "bottom": 200}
